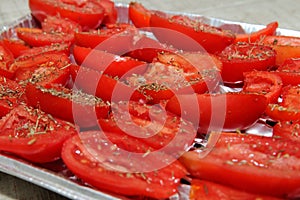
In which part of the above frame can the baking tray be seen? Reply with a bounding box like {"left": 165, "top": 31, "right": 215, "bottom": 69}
{"left": 1, "top": 2, "right": 300, "bottom": 200}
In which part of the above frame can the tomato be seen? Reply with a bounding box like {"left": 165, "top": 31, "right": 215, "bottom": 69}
{"left": 29, "top": 0, "right": 105, "bottom": 30}
{"left": 0, "top": 76, "right": 25, "bottom": 117}
{"left": 41, "top": 15, "right": 82, "bottom": 34}
{"left": 166, "top": 93, "right": 267, "bottom": 133}
{"left": 70, "top": 64, "right": 147, "bottom": 103}
{"left": 0, "top": 39, "right": 30, "bottom": 58}
{"left": 93, "top": 0, "right": 117, "bottom": 24}
{"left": 129, "top": 2, "right": 152, "bottom": 28}
{"left": 150, "top": 12, "right": 235, "bottom": 53}
{"left": 272, "top": 58, "right": 300, "bottom": 86}
{"left": 273, "top": 121, "right": 300, "bottom": 143}
{"left": 234, "top": 21, "right": 278, "bottom": 43}
{"left": 18, "top": 43, "right": 71, "bottom": 58}
{"left": 73, "top": 45, "right": 147, "bottom": 78}
{"left": 189, "top": 179, "right": 281, "bottom": 200}
{"left": 61, "top": 130, "right": 187, "bottom": 199}
{"left": 262, "top": 35, "right": 300, "bottom": 65}
{"left": 218, "top": 42, "right": 276, "bottom": 83}
{"left": 0, "top": 44, "right": 15, "bottom": 79}
{"left": 266, "top": 85, "right": 300, "bottom": 121}
{"left": 16, "top": 28, "right": 74, "bottom": 47}
{"left": 0, "top": 104, "right": 77, "bottom": 163}
{"left": 98, "top": 101, "right": 196, "bottom": 150}
{"left": 25, "top": 83, "right": 110, "bottom": 128}
{"left": 74, "top": 23, "right": 137, "bottom": 54}
{"left": 179, "top": 132, "right": 300, "bottom": 198}
{"left": 243, "top": 71, "right": 282, "bottom": 103}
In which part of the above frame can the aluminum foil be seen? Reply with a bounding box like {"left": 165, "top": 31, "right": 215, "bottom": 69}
{"left": 0, "top": 2, "right": 300, "bottom": 200}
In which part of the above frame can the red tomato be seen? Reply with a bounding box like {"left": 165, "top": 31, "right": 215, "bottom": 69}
{"left": 190, "top": 179, "right": 281, "bottom": 200}
{"left": 41, "top": 15, "right": 82, "bottom": 34}
{"left": 18, "top": 43, "right": 71, "bottom": 58}
{"left": 166, "top": 93, "right": 267, "bottom": 133}
{"left": 218, "top": 42, "right": 276, "bottom": 83}
{"left": 93, "top": 0, "right": 117, "bottom": 24}
{"left": 0, "top": 39, "right": 30, "bottom": 58}
{"left": 150, "top": 12, "right": 235, "bottom": 53}
{"left": 179, "top": 132, "right": 300, "bottom": 198}
{"left": 129, "top": 2, "right": 152, "bottom": 28}
{"left": 0, "top": 104, "right": 77, "bottom": 163}
{"left": 29, "top": 0, "right": 105, "bottom": 30}
{"left": 98, "top": 101, "right": 196, "bottom": 150}
{"left": 73, "top": 45, "right": 147, "bottom": 78}
{"left": 25, "top": 83, "right": 110, "bottom": 128}
{"left": 0, "top": 76, "right": 25, "bottom": 117}
{"left": 243, "top": 71, "right": 282, "bottom": 103}
{"left": 273, "top": 120, "right": 300, "bottom": 143}
{"left": 0, "top": 44, "right": 14, "bottom": 79}
{"left": 262, "top": 35, "right": 300, "bottom": 65}
{"left": 61, "top": 130, "right": 187, "bottom": 199}
{"left": 16, "top": 27, "right": 74, "bottom": 47}
{"left": 234, "top": 21, "right": 278, "bottom": 43}
{"left": 272, "top": 58, "right": 300, "bottom": 86}
{"left": 70, "top": 64, "right": 147, "bottom": 103}
{"left": 74, "top": 23, "right": 137, "bottom": 54}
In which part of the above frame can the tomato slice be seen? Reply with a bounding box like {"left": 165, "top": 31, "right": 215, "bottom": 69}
{"left": 166, "top": 92, "right": 267, "bottom": 133}
{"left": 25, "top": 83, "right": 110, "bottom": 128}
{"left": 242, "top": 71, "right": 282, "bottom": 104}
{"left": 94, "top": 0, "right": 117, "bottom": 24}
{"left": 29, "top": 0, "right": 105, "bottom": 30}
{"left": 16, "top": 27, "right": 74, "bottom": 47}
{"left": 41, "top": 15, "right": 82, "bottom": 34}
{"left": 0, "top": 44, "right": 15, "bottom": 79}
{"left": 262, "top": 35, "right": 300, "bottom": 65}
{"left": 0, "top": 76, "right": 25, "bottom": 117}
{"left": 61, "top": 130, "right": 187, "bottom": 199}
{"left": 0, "top": 104, "right": 77, "bottom": 163}
{"left": 190, "top": 179, "right": 281, "bottom": 200}
{"left": 179, "top": 132, "right": 300, "bottom": 198}
{"left": 272, "top": 58, "right": 300, "bottom": 86}
{"left": 129, "top": 2, "right": 152, "bottom": 28}
{"left": 218, "top": 42, "right": 276, "bottom": 83}
{"left": 273, "top": 121, "right": 300, "bottom": 143}
{"left": 73, "top": 45, "right": 147, "bottom": 78}
{"left": 0, "top": 39, "right": 30, "bottom": 58}
{"left": 150, "top": 12, "right": 235, "bottom": 53}
{"left": 234, "top": 21, "right": 278, "bottom": 43}
{"left": 18, "top": 43, "right": 71, "bottom": 58}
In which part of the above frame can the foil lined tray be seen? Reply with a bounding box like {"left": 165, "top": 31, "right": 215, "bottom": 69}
{"left": 1, "top": 2, "right": 300, "bottom": 200}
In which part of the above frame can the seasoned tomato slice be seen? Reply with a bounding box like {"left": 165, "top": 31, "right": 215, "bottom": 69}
{"left": 0, "top": 44, "right": 15, "bottom": 79}
{"left": 272, "top": 58, "right": 300, "bottom": 86}
{"left": 61, "top": 130, "right": 187, "bottom": 199}
{"left": 0, "top": 39, "right": 30, "bottom": 58}
{"left": 179, "top": 132, "right": 300, "bottom": 198}
{"left": 273, "top": 120, "right": 300, "bottom": 143}
{"left": 150, "top": 12, "right": 235, "bottom": 53}
{"left": 0, "top": 104, "right": 77, "bottom": 163}
{"left": 41, "top": 15, "right": 82, "bottom": 34}
{"left": 218, "top": 42, "right": 276, "bottom": 83}
{"left": 129, "top": 2, "right": 152, "bottom": 28}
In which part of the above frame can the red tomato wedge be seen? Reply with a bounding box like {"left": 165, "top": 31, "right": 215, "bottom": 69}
{"left": 179, "top": 132, "right": 300, "bottom": 198}
{"left": 150, "top": 12, "right": 235, "bottom": 53}
{"left": 129, "top": 2, "right": 152, "bottom": 28}
{"left": 0, "top": 39, "right": 30, "bottom": 58}
{"left": 234, "top": 21, "right": 278, "bottom": 43}
{"left": 218, "top": 42, "right": 276, "bottom": 83}
{"left": 0, "top": 44, "right": 15, "bottom": 79}
{"left": 41, "top": 15, "right": 82, "bottom": 34}
{"left": 94, "top": 0, "right": 117, "bottom": 24}
{"left": 0, "top": 105, "right": 77, "bottom": 163}
{"left": 18, "top": 43, "right": 71, "bottom": 58}
{"left": 243, "top": 71, "right": 282, "bottom": 104}
{"left": 29, "top": 0, "right": 105, "bottom": 30}
{"left": 190, "top": 179, "right": 282, "bottom": 200}
{"left": 166, "top": 92, "right": 267, "bottom": 133}
{"left": 25, "top": 83, "right": 110, "bottom": 128}
{"left": 273, "top": 120, "right": 300, "bottom": 143}
{"left": 262, "top": 35, "right": 300, "bottom": 65}
{"left": 272, "top": 58, "right": 300, "bottom": 86}
{"left": 73, "top": 45, "right": 147, "bottom": 78}
{"left": 61, "top": 131, "right": 187, "bottom": 199}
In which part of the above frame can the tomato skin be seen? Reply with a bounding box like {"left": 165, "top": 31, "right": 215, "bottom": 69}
{"left": 234, "top": 21, "right": 278, "bottom": 43}
{"left": 150, "top": 13, "right": 235, "bottom": 53}
{"left": 218, "top": 42, "right": 276, "bottom": 83}
{"left": 0, "top": 105, "right": 77, "bottom": 163}
{"left": 29, "top": 0, "right": 105, "bottom": 30}
{"left": 129, "top": 2, "right": 152, "bottom": 28}
{"left": 243, "top": 71, "right": 282, "bottom": 104}
{"left": 166, "top": 93, "right": 267, "bottom": 133}
{"left": 180, "top": 132, "right": 300, "bottom": 198}
{"left": 61, "top": 131, "right": 187, "bottom": 199}
{"left": 190, "top": 179, "right": 282, "bottom": 200}
{"left": 25, "top": 83, "right": 110, "bottom": 128}
{"left": 73, "top": 45, "right": 147, "bottom": 78}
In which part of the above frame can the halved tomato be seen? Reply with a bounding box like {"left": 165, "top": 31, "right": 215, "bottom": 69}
{"left": 0, "top": 39, "right": 30, "bottom": 58}
{"left": 273, "top": 120, "right": 300, "bottom": 143}
{"left": 41, "top": 15, "right": 82, "bottom": 34}
{"left": 272, "top": 58, "right": 300, "bottom": 86}
{"left": 0, "top": 44, "right": 15, "bottom": 79}
{"left": 129, "top": 2, "right": 152, "bottom": 28}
